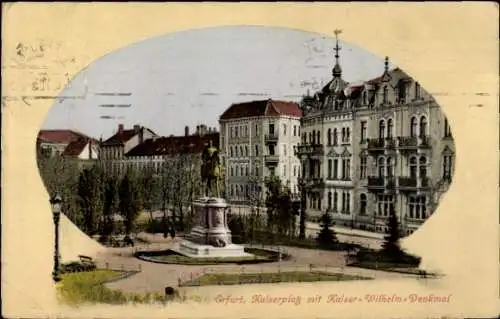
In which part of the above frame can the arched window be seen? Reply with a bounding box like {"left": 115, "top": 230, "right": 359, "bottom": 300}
{"left": 230, "top": 166, "right": 234, "bottom": 177}
{"left": 302, "top": 133, "right": 307, "bottom": 144}
{"left": 245, "top": 146, "right": 248, "bottom": 157}
{"left": 419, "top": 116, "right": 427, "bottom": 137}
{"left": 316, "top": 131, "right": 321, "bottom": 144}
{"left": 383, "top": 86, "right": 388, "bottom": 103}
{"left": 230, "top": 146, "right": 233, "bottom": 157}
{"left": 255, "top": 144, "right": 259, "bottom": 156}
{"left": 360, "top": 194, "right": 367, "bottom": 215}
{"left": 327, "top": 129, "right": 332, "bottom": 145}
{"left": 312, "top": 130, "right": 316, "bottom": 144}
{"left": 419, "top": 156, "right": 427, "bottom": 178}
{"left": 333, "top": 129, "right": 338, "bottom": 145}
{"left": 240, "top": 146, "right": 244, "bottom": 157}
{"left": 346, "top": 128, "right": 350, "bottom": 142}
{"left": 387, "top": 118, "right": 393, "bottom": 138}
{"left": 410, "top": 157, "right": 418, "bottom": 179}
{"left": 410, "top": 117, "right": 418, "bottom": 137}
{"left": 328, "top": 191, "right": 332, "bottom": 209}
{"left": 378, "top": 157, "right": 385, "bottom": 177}
{"left": 342, "top": 128, "right": 346, "bottom": 142}
{"left": 387, "top": 157, "right": 394, "bottom": 177}
{"left": 308, "top": 132, "right": 312, "bottom": 144}
{"left": 379, "top": 120, "right": 386, "bottom": 139}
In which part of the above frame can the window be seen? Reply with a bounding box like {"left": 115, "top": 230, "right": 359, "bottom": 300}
{"left": 346, "top": 159, "right": 351, "bottom": 180}
{"left": 360, "top": 157, "right": 367, "bottom": 179}
{"left": 363, "top": 91, "right": 368, "bottom": 105}
{"left": 410, "top": 117, "right": 418, "bottom": 137}
{"left": 230, "top": 146, "right": 233, "bottom": 157}
{"left": 312, "top": 130, "right": 316, "bottom": 144}
{"left": 341, "top": 159, "right": 346, "bottom": 179}
{"left": 245, "top": 145, "right": 249, "bottom": 157}
{"left": 240, "top": 166, "right": 244, "bottom": 177}
{"left": 360, "top": 121, "right": 367, "bottom": 142}
{"left": 255, "top": 166, "right": 260, "bottom": 177}
{"left": 409, "top": 157, "right": 418, "bottom": 179}
{"left": 235, "top": 127, "right": 238, "bottom": 138}
{"left": 269, "top": 123, "right": 275, "bottom": 135}
{"left": 302, "top": 132, "right": 307, "bottom": 144}
{"left": 245, "top": 166, "right": 249, "bottom": 176}
{"left": 383, "top": 86, "right": 388, "bottom": 103}
{"left": 316, "top": 131, "right": 321, "bottom": 144}
{"left": 342, "top": 128, "right": 346, "bottom": 142}
{"left": 414, "top": 82, "right": 421, "bottom": 99}
{"left": 328, "top": 159, "right": 332, "bottom": 179}
{"left": 293, "top": 125, "right": 297, "bottom": 137}
{"left": 360, "top": 194, "right": 367, "bottom": 215}
{"left": 444, "top": 118, "right": 452, "bottom": 137}
{"left": 308, "top": 132, "right": 312, "bottom": 144}
{"left": 379, "top": 120, "right": 386, "bottom": 139}
{"left": 342, "top": 193, "right": 346, "bottom": 213}
{"left": 244, "top": 125, "right": 248, "bottom": 137}
{"left": 240, "top": 146, "right": 243, "bottom": 157}
{"left": 419, "top": 116, "right": 427, "bottom": 137}
{"left": 419, "top": 156, "right": 427, "bottom": 178}
{"left": 328, "top": 192, "right": 332, "bottom": 210}
{"left": 333, "top": 159, "right": 338, "bottom": 179}
{"left": 333, "top": 129, "right": 338, "bottom": 145}
{"left": 409, "top": 196, "right": 426, "bottom": 219}
{"left": 333, "top": 191, "right": 338, "bottom": 211}
{"left": 327, "top": 129, "right": 332, "bottom": 145}
{"left": 283, "top": 165, "right": 287, "bottom": 177}
{"left": 387, "top": 119, "right": 393, "bottom": 138}
{"left": 231, "top": 127, "right": 234, "bottom": 138}
{"left": 283, "top": 145, "right": 287, "bottom": 156}
{"left": 255, "top": 123, "right": 259, "bottom": 136}
{"left": 269, "top": 145, "right": 275, "bottom": 155}
{"left": 398, "top": 81, "right": 407, "bottom": 103}
{"left": 387, "top": 157, "right": 394, "bottom": 177}
{"left": 377, "top": 194, "right": 393, "bottom": 216}
{"left": 443, "top": 155, "right": 453, "bottom": 179}
{"left": 378, "top": 157, "right": 385, "bottom": 177}
{"left": 283, "top": 124, "right": 287, "bottom": 136}
{"left": 254, "top": 145, "right": 258, "bottom": 156}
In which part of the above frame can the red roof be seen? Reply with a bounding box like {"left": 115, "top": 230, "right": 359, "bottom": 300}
{"left": 102, "top": 129, "right": 138, "bottom": 146}
{"left": 37, "top": 130, "right": 89, "bottom": 144}
{"left": 219, "top": 99, "right": 302, "bottom": 120}
{"left": 125, "top": 133, "right": 220, "bottom": 157}
{"left": 61, "top": 137, "right": 97, "bottom": 156}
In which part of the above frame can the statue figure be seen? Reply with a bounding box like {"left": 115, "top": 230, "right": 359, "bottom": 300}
{"left": 201, "top": 140, "right": 221, "bottom": 198}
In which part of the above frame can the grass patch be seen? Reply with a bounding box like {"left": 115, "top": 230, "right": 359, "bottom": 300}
{"left": 57, "top": 270, "right": 179, "bottom": 307}
{"left": 135, "top": 248, "right": 290, "bottom": 265}
{"left": 180, "top": 271, "right": 371, "bottom": 287}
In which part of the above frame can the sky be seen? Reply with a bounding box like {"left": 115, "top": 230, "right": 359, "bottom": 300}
{"left": 41, "top": 26, "right": 396, "bottom": 140}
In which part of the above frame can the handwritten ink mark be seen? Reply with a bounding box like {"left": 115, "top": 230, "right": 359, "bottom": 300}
{"left": 95, "top": 92, "right": 132, "bottom": 96}
{"left": 475, "top": 92, "right": 490, "bottom": 96}
{"left": 469, "top": 104, "right": 483, "bottom": 107}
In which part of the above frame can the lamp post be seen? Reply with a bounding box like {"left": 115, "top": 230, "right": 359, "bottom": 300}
{"left": 297, "top": 176, "right": 307, "bottom": 240}
{"left": 50, "top": 194, "right": 62, "bottom": 282}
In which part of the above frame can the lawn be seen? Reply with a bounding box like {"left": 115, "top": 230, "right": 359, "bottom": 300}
{"left": 57, "top": 270, "right": 179, "bottom": 306}
{"left": 180, "top": 271, "right": 371, "bottom": 287}
{"left": 347, "top": 248, "right": 427, "bottom": 275}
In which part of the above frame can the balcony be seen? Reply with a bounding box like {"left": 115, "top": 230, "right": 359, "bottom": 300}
{"left": 398, "top": 176, "right": 431, "bottom": 190}
{"left": 367, "top": 176, "right": 384, "bottom": 188}
{"left": 310, "top": 177, "right": 325, "bottom": 188}
{"left": 264, "top": 132, "right": 279, "bottom": 143}
{"left": 397, "top": 135, "right": 431, "bottom": 150}
{"left": 264, "top": 155, "right": 279, "bottom": 166}
{"left": 294, "top": 144, "right": 324, "bottom": 157}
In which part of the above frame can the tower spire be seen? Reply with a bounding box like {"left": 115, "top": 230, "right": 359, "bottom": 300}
{"left": 332, "top": 29, "right": 343, "bottom": 77}
{"left": 384, "top": 56, "right": 389, "bottom": 73}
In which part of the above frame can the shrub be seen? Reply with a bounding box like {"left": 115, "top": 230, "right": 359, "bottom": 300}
{"left": 61, "top": 261, "right": 96, "bottom": 274}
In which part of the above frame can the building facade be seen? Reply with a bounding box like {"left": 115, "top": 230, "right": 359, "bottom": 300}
{"left": 219, "top": 99, "right": 302, "bottom": 204}
{"left": 297, "top": 34, "right": 455, "bottom": 234}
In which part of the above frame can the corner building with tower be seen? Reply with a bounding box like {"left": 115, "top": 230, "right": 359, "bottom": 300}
{"left": 296, "top": 32, "right": 455, "bottom": 235}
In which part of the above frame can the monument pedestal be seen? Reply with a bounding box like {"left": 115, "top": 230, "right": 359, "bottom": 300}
{"left": 172, "top": 197, "right": 250, "bottom": 258}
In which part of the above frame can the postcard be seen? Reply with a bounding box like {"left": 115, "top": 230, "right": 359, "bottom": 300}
{"left": 2, "top": 3, "right": 498, "bottom": 319}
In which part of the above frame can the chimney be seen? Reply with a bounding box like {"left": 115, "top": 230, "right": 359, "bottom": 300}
{"left": 208, "top": 127, "right": 212, "bottom": 134}
{"left": 200, "top": 125, "right": 207, "bottom": 136}
{"left": 118, "top": 124, "right": 124, "bottom": 134}
{"left": 133, "top": 124, "right": 140, "bottom": 133}
{"left": 185, "top": 126, "right": 189, "bottom": 136}
{"left": 196, "top": 125, "right": 200, "bottom": 135}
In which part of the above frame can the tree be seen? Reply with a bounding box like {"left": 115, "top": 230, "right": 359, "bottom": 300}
{"left": 118, "top": 169, "right": 142, "bottom": 235}
{"left": 316, "top": 212, "right": 338, "bottom": 249}
{"left": 76, "top": 165, "right": 105, "bottom": 235}
{"left": 37, "top": 148, "right": 80, "bottom": 226}
{"left": 158, "top": 158, "right": 175, "bottom": 236}
{"left": 101, "top": 174, "right": 119, "bottom": 240}
{"left": 382, "top": 209, "right": 404, "bottom": 260}
{"left": 139, "top": 161, "right": 158, "bottom": 222}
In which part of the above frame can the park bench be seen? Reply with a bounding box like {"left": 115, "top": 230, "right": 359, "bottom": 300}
{"left": 78, "top": 255, "right": 95, "bottom": 267}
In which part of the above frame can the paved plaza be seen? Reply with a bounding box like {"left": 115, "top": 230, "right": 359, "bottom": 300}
{"left": 95, "top": 235, "right": 412, "bottom": 294}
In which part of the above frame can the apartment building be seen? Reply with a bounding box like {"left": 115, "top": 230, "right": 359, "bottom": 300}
{"left": 219, "top": 99, "right": 302, "bottom": 204}
{"left": 297, "top": 33, "right": 455, "bottom": 234}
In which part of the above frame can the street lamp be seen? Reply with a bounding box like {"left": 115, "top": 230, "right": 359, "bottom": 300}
{"left": 50, "top": 194, "right": 62, "bottom": 282}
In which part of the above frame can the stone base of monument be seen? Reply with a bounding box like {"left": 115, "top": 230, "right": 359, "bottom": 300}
{"left": 171, "top": 197, "right": 252, "bottom": 259}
